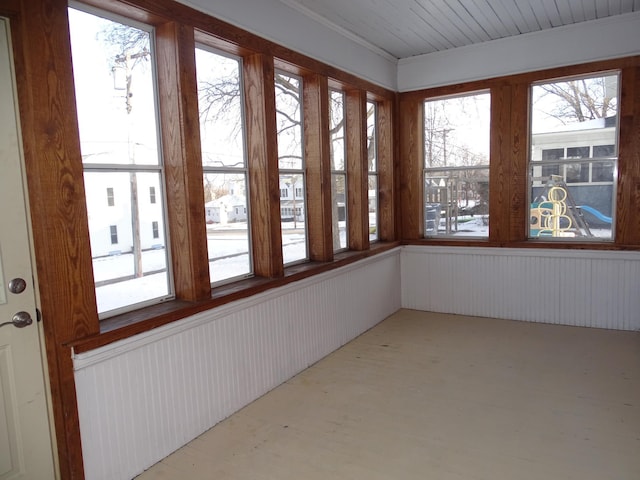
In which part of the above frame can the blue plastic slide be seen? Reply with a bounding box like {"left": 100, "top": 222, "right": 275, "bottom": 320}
{"left": 578, "top": 205, "right": 612, "bottom": 224}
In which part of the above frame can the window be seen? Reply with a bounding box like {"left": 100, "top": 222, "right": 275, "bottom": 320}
{"left": 109, "top": 225, "right": 118, "bottom": 244}
{"left": 330, "top": 90, "right": 347, "bottom": 251}
{"left": 529, "top": 72, "right": 619, "bottom": 240}
{"left": 106, "top": 187, "right": 115, "bottom": 206}
{"left": 592, "top": 145, "right": 615, "bottom": 182}
{"left": 275, "top": 72, "right": 307, "bottom": 264}
{"left": 540, "top": 148, "right": 562, "bottom": 177}
{"left": 59, "top": 1, "right": 394, "bottom": 336}
{"left": 367, "top": 100, "right": 379, "bottom": 242}
{"left": 69, "top": 6, "right": 173, "bottom": 317}
{"left": 196, "top": 46, "right": 252, "bottom": 284}
{"left": 423, "top": 91, "right": 491, "bottom": 238}
{"left": 540, "top": 145, "right": 615, "bottom": 185}
{"left": 565, "top": 147, "right": 590, "bottom": 183}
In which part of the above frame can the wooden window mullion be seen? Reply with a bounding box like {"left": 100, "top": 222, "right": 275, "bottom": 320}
{"left": 156, "top": 21, "right": 210, "bottom": 300}
{"left": 345, "top": 89, "right": 369, "bottom": 250}
{"left": 376, "top": 98, "right": 396, "bottom": 241}
{"left": 507, "top": 82, "right": 530, "bottom": 243}
{"left": 617, "top": 65, "right": 640, "bottom": 246}
{"left": 244, "top": 53, "right": 284, "bottom": 277}
{"left": 488, "top": 84, "right": 531, "bottom": 244}
{"left": 303, "top": 73, "right": 333, "bottom": 261}
{"left": 398, "top": 96, "right": 424, "bottom": 239}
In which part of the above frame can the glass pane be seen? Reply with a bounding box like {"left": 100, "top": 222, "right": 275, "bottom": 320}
{"left": 84, "top": 171, "right": 170, "bottom": 314}
{"left": 330, "top": 91, "right": 347, "bottom": 252}
{"left": 592, "top": 162, "right": 614, "bottom": 182}
{"left": 566, "top": 146, "right": 589, "bottom": 158}
{"left": 542, "top": 148, "right": 563, "bottom": 160}
{"left": 530, "top": 168, "right": 614, "bottom": 239}
{"left": 196, "top": 48, "right": 245, "bottom": 168}
{"left": 593, "top": 144, "right": 615, "bottom": 182}
{"left": 196, "top": 47, "right": 251, "bottom": 284}
{"left": 279, "top": 174, "right": 307, "bottom": 264}
{"left": 276, "top": 72, "right": 306, "bottom": 264}
{"left": 367, "top": 101, "right": 377, "bottom": 172}
{"left": 424, "top": 91, "right": 491, "bottom": 239}
{"left": 565, "top": 146, "right": 590, "bottom": 183}
{"left": 331, "top": 173, "right": 347, "bottom": 251}
{"left": 424, "top": 92, "right": 490, "bottom": 169}
{"left": 330, "top": 91, "right": 345, "bottom": 171}
{"left": 424, "top": 169, "right": 490, "bottom": 237}
{"left": 275, "top": 73, "right": 303, "bottom": 170}
{"left": 530, "top": 72, "right": 619, "bottom": 241}
{"left": 69, "top": 8, "right": 160, "bottom": 166}
{"left": 593, "top": 144, "right": 615, "bottom": 157}
{"left": 204, "top": 173, "right": 251, "bottom": 284}
{"left": 368, "top": 175, "right": 378, "bottom": 241}
{"left": 565, "top": 163, "right": 589, "bottom": 183}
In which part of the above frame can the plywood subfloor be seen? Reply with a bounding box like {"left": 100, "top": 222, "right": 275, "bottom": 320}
{"left": 137, "top": 309, "right": 640, "bottom": 479}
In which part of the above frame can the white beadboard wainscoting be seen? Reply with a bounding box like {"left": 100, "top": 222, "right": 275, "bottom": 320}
{"left": 401, "top": 246, "right": 640, "bottom": 331}
{"left": 73, "top": 249, "right": 401, "bottom": 480}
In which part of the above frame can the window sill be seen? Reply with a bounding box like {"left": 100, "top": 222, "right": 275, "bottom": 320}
{"left": 70, "top": 241, "right": 400, "bottom": 354}
{"left": 402, "top": 238, "right": 637, "bottom": 251}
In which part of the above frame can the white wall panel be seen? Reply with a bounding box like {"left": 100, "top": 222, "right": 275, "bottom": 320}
{"left": 402, "top": 246, "right": 640, "bottom": 331}
{"left": 74, "top": 249, "right": 401, "bottom": 480}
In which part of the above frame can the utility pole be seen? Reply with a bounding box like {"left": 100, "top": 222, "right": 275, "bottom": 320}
{"left": 114, "top": 49, "right": 149, "bottom": 278}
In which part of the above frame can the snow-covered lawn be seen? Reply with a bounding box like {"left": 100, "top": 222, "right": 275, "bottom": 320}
{"left": 93, "top": 221, "right": 345, "bottom": 315}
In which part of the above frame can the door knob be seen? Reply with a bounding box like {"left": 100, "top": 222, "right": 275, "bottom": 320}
{"left": 0, "top": 311, "right": 33, "bottom": 329}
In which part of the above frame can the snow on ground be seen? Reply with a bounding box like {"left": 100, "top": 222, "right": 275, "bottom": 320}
{"left": 93, "top": 215, "right": 611, "bottom": 315}
{"left": 94, "top": 221, "right": 344, "bottom": 315}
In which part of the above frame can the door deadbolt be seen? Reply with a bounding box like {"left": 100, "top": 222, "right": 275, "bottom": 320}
{"left": 8, "top": 277, "right": 27, "bottom": 294}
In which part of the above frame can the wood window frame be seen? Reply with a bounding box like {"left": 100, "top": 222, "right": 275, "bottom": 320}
{"left": 399, "top": 56, "right": 640, "bottom": 250}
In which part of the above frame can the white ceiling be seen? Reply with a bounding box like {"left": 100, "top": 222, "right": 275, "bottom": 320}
{"left": 278, "top": 0, "right": 640, "bottom": 59}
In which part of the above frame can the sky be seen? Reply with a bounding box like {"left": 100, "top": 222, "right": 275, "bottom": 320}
{"left": 68, "top": 7, "right": 160, "bottom": 165}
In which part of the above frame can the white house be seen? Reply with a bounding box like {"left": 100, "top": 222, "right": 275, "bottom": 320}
{"left": 84, "top": 171, "right": 165, "bottom": 257}
{"left": 279, "top": 177, "right": 305, "bottom": 221}
{"left": 205, "top": 194, "right": 248, "bottom": 223}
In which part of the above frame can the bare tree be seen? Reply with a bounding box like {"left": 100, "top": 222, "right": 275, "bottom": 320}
{"left": 99, "top": 23, "right": 149, "bottom": 65}
{"left": 535, "top": 76, "right": 617, "bottom": 124}
{"left": 198, "top": 73, "right": 242, "bottom": 140}
{"left": 203, "top": 177, "right": 229, "bottom": 203}
{"left": 424, "top": 100, "right": 453, "bottom": 168}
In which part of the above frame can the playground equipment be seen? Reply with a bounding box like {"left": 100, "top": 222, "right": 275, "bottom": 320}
{"left": 530, "top": 175, "right": 594, "bottom": 238}
{"left": 532, "top": 186, "right": 576, "bottom": 237}
{"left": 577, "top": 205, "right": 612, "bottom": 224}
{"left": 425, "top": 175, "right": 490, "bottom": 235}
{"left": 424, "top": 176, "right": 459, "bottom": 235}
